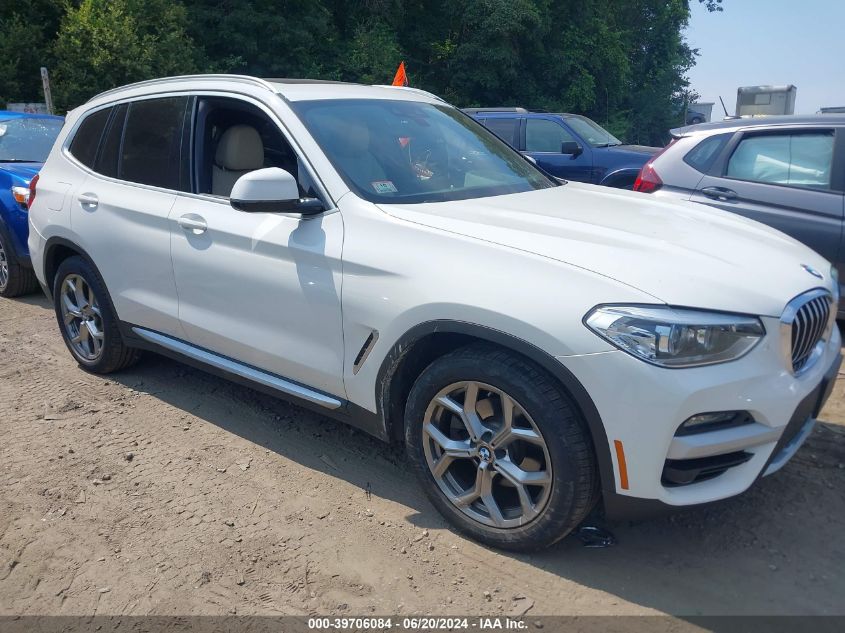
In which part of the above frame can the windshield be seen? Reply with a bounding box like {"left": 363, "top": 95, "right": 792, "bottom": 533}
{"left": 291, "top": 99, "right": 556, "bottom": 204}
{"left": 0, "top": 117, "right": 63, "bottom": 162}
{"left": 564, "top": 115, "right": 621, "bottom": 147}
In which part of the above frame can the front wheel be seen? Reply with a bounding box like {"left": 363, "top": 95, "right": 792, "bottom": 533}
{"left": 405, "top": 344, "right": 599, "bottom": 551}
{"left": 53, "top": 256, "right": 141, "bottom": 373}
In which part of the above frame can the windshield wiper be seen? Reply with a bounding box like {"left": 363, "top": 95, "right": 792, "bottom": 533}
{"left": 594, "top": 142, "right": 622, "bottom": 148}
{"left": 0, "top": 159, "right": 40, "bottom": 163}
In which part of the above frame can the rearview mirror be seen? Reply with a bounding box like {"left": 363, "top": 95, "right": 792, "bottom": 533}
{"left": 561, "top": 141, "right": 583, "bottom": 157}
{"left": 230, "top": 167, "right": 324, "bottom": 215}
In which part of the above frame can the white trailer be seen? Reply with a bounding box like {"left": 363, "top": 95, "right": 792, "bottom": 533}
{"left": 736, "top": 85, "right": 797, "bottom": 116}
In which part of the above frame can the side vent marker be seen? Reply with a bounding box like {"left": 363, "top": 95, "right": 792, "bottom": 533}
{"left": 614, "top": 440, "right": 630, "bottom": 490}
{"left": 352, "top": 330, "right": 379, "bottom": 375}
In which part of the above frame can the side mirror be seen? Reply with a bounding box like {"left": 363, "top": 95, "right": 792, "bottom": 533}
{"left": 230, "top": 167, "right": 324, "bottom": 215}
{"left": 561, "top": 141, "right": 583, "bottom": 157}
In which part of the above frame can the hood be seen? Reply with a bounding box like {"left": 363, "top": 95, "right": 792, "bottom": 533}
{"left": 377, "top": 182, "right": 832, "bottom": 317}
{"left": 0, "top": 162, "right": 42, "bottom": 183}
{"left": 610, "top": 144, "right": 661, "bottom": 156}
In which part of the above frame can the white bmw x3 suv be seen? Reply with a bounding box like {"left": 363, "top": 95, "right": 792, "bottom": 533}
{"left": 27, "top": 75, "right": 841, "bottom": 550}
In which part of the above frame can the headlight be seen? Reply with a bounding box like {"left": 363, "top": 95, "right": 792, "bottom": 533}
{"left": 831, "top": 266, "right": 840, "bottom": 304}
{"left": 584, "top": 305, "right": 765, "bottom": 368}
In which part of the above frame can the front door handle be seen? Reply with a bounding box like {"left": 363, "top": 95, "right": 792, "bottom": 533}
{"left": 700, "top": 186, "right": 737, "bottom": 202}
{"left": 178, "top": 214, "right": 208, "bottom": 234}
{"left": 77, "top": 193, "right": 99, "bottom": 209}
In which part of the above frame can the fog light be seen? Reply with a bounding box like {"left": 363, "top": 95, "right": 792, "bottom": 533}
{"left": 676, "top": 411, "right": 753, "bottom": 436}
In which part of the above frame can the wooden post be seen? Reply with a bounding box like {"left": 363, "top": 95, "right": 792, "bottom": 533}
{"left": 40, "top": 67, "right": 54, "bottom": 115}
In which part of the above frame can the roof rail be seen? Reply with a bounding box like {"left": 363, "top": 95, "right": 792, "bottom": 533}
{"left": 372, "top": 85, "right": 447, "bottom": 103}
{"left": 264, "top": 78, "right": 354, "bottom": 85}
{"left": 86, "top": 74, "right": 278, "bottom": 103}
{"left": 462, "top": 107, "right": 529, "bottom": 114}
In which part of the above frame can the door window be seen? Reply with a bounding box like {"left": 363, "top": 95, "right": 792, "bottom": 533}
{"left": 120, "top": 97, "right": 190, "bottom": 190}
{"left": 726, "top": 131, "right": 835, "bottom": 190}
{"left": 68, "top": 108, "right": 111, "bottom": 169}
{"left": 525, "top": 119, "right": 575, "bottom": 153}
{"left": 480, "top": 118, "right": 519, "bottom": 146}
{"left": 683, "top": 133, "right": 731, "bottom": 174}
{"left": 194, "top": 96, "right": 319, "bottom": 200}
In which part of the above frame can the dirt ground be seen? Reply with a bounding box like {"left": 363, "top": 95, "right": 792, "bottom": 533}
{"left": 1, "top": 293, "right": 844, "bottom": 618}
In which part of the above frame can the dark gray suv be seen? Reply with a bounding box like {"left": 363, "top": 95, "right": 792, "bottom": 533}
{"left": 634, "top": 115, "right": 845, "bottom": 314}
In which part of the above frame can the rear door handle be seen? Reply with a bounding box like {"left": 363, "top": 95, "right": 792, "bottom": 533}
{"left": 177, "top": 214, "right": 208, "bottom": 234}
{"left": 700, "top": 186, "right": 737, "bottom": 201}
{"left": 77, "top": 193, "right": 99, "bottom": 209}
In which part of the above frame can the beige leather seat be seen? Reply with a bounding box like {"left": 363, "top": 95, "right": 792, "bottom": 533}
{"left": 313, "top": 114, "right": 387, "bottom": 187}
{"left": 212, "top": 124, "right": 265, "bottom": 197}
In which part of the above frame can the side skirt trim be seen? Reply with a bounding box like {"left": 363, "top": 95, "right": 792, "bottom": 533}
{"left": 132, "top": 327, "right": 343, "bottom": 410}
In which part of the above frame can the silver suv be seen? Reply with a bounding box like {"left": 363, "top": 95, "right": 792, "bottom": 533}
{"left": 634, "top": 115, "right": 845, "bottom": 315}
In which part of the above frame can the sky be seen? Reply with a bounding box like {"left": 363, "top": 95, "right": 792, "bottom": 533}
{"left": 684, "top": 0, "right": 845, "bottom": 115}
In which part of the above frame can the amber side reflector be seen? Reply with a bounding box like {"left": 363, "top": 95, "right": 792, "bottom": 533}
{"left": 11, "top": 186, "right": 29, "bottom": 205}
{"left": 613, "top": 440, "right": 629, "bottom": 490}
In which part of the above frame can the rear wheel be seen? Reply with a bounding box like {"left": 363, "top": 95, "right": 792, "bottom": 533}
{"left": 53, "top": 256, "right": 141, "bottom": 373}
{"left": 405, "top": 344, "right": 599, "bottom": 551}
{"left": 0, "top": 225, "right": 39, "bottom": 298}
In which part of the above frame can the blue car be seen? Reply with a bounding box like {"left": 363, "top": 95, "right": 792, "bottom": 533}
{"left": 0, "top": 111, "right": 64, "bottom": 297}
{"left": 464, "top": 108, "right": 660, "bottom": 189}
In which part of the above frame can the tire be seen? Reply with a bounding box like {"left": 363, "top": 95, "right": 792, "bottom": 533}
{"left": 0, "top": 223, "right": 39, "bottom": 298}
{"left": 52, "top": 255, "right": 141, "bottom": 373}
{"left": 404, "top": 343, "right": 599, "bottom": 551}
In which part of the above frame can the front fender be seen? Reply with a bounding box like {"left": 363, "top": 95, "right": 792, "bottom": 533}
{"left": 372, "top": 318, "right": 616, "bottom": 496}
{"left": 599, "top": 167, "right": 641, "bottom": 188}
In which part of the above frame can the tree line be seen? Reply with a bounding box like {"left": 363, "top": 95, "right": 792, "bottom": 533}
{"left": 0, "top": 0, "right": 723, "bottom": 145}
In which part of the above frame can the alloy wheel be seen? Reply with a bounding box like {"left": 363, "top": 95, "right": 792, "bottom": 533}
{"left": 0, "top": 239, "right": 8, "bottom": 290}
{"left": 422, "top": 381, "right": 553, "bottom": 529}
{"left": 59, "top": 274, "right": 105, "bottom": 361}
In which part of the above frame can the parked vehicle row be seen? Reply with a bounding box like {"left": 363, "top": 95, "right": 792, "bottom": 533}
{"left": 634, "top": 115, "right": 845, "bottom": 316}
{"left": 0, "top": 111, "right": 64, "bottom": 297}
{"left": 465, "top": 107, "right": 659, "bottom": 189}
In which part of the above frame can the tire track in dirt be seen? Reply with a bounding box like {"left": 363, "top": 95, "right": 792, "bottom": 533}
{"left": 1, "top": 294, "right": 844, "bottom": 616}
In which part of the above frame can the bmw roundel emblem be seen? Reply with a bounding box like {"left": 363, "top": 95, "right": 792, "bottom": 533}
{"left": 802, "top": 264, "right": 824, "bottom": 280}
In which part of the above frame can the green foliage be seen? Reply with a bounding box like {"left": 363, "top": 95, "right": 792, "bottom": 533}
{"left": 52, "top": 0, "right": 200, "bottom": 109}
{"left": 1, "top": 0, "right": 725, "bottom": 141}
{"left": 0, "top": 0, "right": 64, "bottom": 107}
{"left": 347, "top": 20, "right": 403, "bottom": 84}
{"left": 0, "top": 13, "right": 39, "bottom": 107}
{"left": 180, "top": 0, "right": 334, "bottom": 78}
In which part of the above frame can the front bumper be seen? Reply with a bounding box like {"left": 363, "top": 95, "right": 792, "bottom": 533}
{"left": 558, "top": 316, "right": 841, "bottom": 517}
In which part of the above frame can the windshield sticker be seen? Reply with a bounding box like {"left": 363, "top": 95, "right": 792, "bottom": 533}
{"left": 372, "top": 180, "right": 398, "bottom": 194}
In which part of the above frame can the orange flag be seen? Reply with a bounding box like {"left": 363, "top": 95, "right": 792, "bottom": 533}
{"left": 392, "top": 61, "right": 409, "bottom": 87}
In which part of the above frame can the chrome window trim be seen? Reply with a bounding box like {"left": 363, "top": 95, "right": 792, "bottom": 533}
{"left": 62, "top": 89, "right": 337, "bottom": 212}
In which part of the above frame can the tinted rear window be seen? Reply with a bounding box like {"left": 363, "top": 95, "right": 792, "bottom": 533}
{"left": 683, "top": 133, "right": 731, "bottom": 173}
{"left": 94, "top": 104, "right": 127, "bottom": 178}
{"left": 69, "top": 108, "right": 111, "bottom": 168}
{"left": 481, "top": 118, "right": 519, "bottom": 146}
{"left": 119, "top": 97, "right": 189, "bottom": 190}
